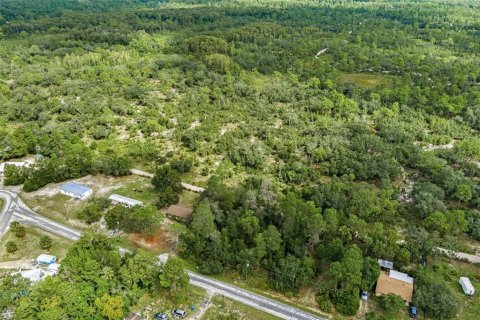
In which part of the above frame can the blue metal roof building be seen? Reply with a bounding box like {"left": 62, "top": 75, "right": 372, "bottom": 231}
{"left": 36, "top": 254, "right": 57, "bottom": 265}
{"left": 59, "top": 182, "right": 92, "bottom": 200}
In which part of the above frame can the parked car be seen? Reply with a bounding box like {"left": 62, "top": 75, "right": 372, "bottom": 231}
{"left": 409, "top": 306, "right": 417, "bottom": 318}
{"left": 361, "top": 291, "right": 369, "bottom": 301}
{"left": 171, "top": 309, "right": 186, "bottom": 318}
{"left": 154, "top": 313, "right": 168, "bottom": 320}
{"left": 421, "top": 256, "right": 427, "bottom": 268}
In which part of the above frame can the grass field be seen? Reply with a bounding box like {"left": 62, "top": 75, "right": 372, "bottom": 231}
{"left": 22, "top": 193, "right": 87, "bottom": 230}
{"left": 0, "top": 226, "right": 73, "bottom": 262}
{"left": 178, "top": 190, "right": 200, "bottom": 207}
{"left": 340, "top": 73, "right": 392, "bottom": 88}
{"left": 202, "top": 295, "right": 280, "bottom": 320}
{"left": 108, "top": 175, "right": 158, "bottom": 206}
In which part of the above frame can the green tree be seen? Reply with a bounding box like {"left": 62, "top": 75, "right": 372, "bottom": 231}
{"left": 328, "top": 245, "right": 363, "bottom": 293}
{"left": 423, "top": 211, "right": 449, "bottom": 235}
{"left": 95, "top": 294, "right": 125, "bottom": 320}
{"left": 361, "top": 257, "right": 380, "bottom": 291}
{"left": 405, "top": 226, "right": 438, "bottom": 262}
{"left": 39, "top": 235, "right": 52, "bottom": 249}
{"left": 453, "top": 184, "right": 472, "bottom": 202}
{"left": 105, "top": 205, "right": 162, "bottom": 235}
{"left": 271, "top": 255, "right": 314, "bottom": 293}
{"left": 411, "top": 183, "right": 446, "bottom": 219}
{"left": 6, "top": 241, "right": 17, "bottom": 253}
{"left": 0, "top": 275, "right": 31, "bottom": 313}
{"left": 380, "top": 293, "right": 405, "bottom": 313}
{"left": 156, "top": 186, "right": 180, "bottom": 208}
{"left": 120, "top": 250, "right": 159, "bottom": 290}
{"left": 77, "top": 203, "right": 102, "bottom": 224}
{"left": 152, "top": 165, "right": 182, "bottom": 193}
{"left": 3, "top": 164, "right": 26, "bottom": 185}
{"left": 414, "top": 282, "right": 459, "bottom": 319}
{"left": 159, "top": 257, "right": 189, "bottom": 292}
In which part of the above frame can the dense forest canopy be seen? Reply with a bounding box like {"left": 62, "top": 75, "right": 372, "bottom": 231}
{"left": 0, "top": 0, "right": 480, "bottom": 319}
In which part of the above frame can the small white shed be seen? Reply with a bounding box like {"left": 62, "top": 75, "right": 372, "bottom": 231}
{"left": 108, "top": 194, "right": 143, "bottom": 208}
{"left": 459, "top": 277, "right": 475, "bottom": 296}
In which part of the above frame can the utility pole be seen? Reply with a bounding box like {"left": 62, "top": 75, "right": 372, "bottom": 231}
{"left": 64, "top": 203, "right": 68, "bottom": 221}
{"left": 245, "top": 261, "right": 250, "bottom": 280}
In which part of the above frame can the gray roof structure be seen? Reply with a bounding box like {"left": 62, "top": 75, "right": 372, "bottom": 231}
{"left": 389, "top": 270, "right": 414, "bottom": 284}
{"left": 109, "top": 194, "right": 143, "bottom": 207}
{"left": 378, "top": 259, "right": 394, "bottom": 270}
{"left": 60, "top": 182, "right": 92, "bottom": 196}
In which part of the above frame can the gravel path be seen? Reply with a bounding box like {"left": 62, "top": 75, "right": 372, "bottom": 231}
{"left": 0, "top": 259, "right": 34, "bottom": 270}
{"left": 130, "top": 169, "right": 205, "bottom": 193}
{"left": 438, "top": 248, "right": 480, "bottom": 264}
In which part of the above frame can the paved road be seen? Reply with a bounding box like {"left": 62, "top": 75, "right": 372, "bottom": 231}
{"left": 188, "top": 272, "right": 325, "bottom": 320}
{"left": 0, "top": 189, "right": 81, "bottom": 240}
{"left": 0, "top": 190, "right": 18, "bottom": 235}
{"left": 1, "top": 187, "right": 322, "bottom": 320}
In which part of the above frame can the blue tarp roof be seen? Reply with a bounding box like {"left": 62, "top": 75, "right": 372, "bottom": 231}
{"left": 60, "top": 182, "right": 91, "bottom": 195}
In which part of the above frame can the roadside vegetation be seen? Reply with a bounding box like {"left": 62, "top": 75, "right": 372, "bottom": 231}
{"left": 202, "top": 295, "right": 280, "bottom": 320}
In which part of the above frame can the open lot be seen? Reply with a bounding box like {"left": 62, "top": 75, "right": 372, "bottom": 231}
{"left": 0, "top": 226, "right": 72, "bottom": 263}
{"left": 21, "top": 174, "right": 156, "bottom": 227}
{"left": 340, "top": 73, "right": 394, "bottom": 88}
{"left": 124, "top": 219, "right": 183, "bottom": 254}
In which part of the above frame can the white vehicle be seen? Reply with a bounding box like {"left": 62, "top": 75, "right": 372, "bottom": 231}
{"left": 459, "top": 277, "right": 475, "bottom": 296}
{"left": 171, "top": 309, "right": 186, "bottom": 318}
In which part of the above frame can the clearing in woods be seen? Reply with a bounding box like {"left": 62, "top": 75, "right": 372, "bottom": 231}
{"left": 341, "top": 73, "right": 393, "bottom": 88}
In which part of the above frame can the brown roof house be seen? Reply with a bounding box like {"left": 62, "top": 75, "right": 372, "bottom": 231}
{"left": 164, "top": 204, "right": 193, "bottom": 220}
{"left": 375, "top": 270, "right": 414, "bottom": 303}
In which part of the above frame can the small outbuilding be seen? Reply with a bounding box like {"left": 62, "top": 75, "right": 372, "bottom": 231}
{"left": 59, "top": 182, "right": 92, "bottom": 200}
{"left": 109, "top": 194, "right": 143, "bottom": 208}
{"left": 459, "top": 277, "right": 475, "bottom": 296}
{"left": 47, "top": 263, "right": 61, "bottom": 275}
{"left": 378, "top": 259, "right": 394, "bottom": 270}
{"left": 36, "top": 254, "right": 57, "bottom": 266}
{"left": 164, "top": 205, "right": 193, "bottom": 220}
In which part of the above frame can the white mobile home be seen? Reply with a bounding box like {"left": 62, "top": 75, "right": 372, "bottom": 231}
{"left": 108, "top": 194, "right": 143, "bottom": 208}
{"left": 459, "top": 277, "right": 475, "bottom": 296}
{"left": 59, "top": 182, "right": 92, "bottom": 200}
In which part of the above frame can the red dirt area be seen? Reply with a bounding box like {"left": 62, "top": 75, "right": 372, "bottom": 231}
{"left": 127, "top": 228, "right": 175, "bottom": 253}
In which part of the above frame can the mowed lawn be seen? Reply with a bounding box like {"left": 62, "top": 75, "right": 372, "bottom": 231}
{"left": 0, "top": 226, "right": 73, "bottom": 262}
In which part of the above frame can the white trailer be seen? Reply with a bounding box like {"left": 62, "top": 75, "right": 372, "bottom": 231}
{"left": 459, "top": 277, "right": 475, "bottom": 296}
